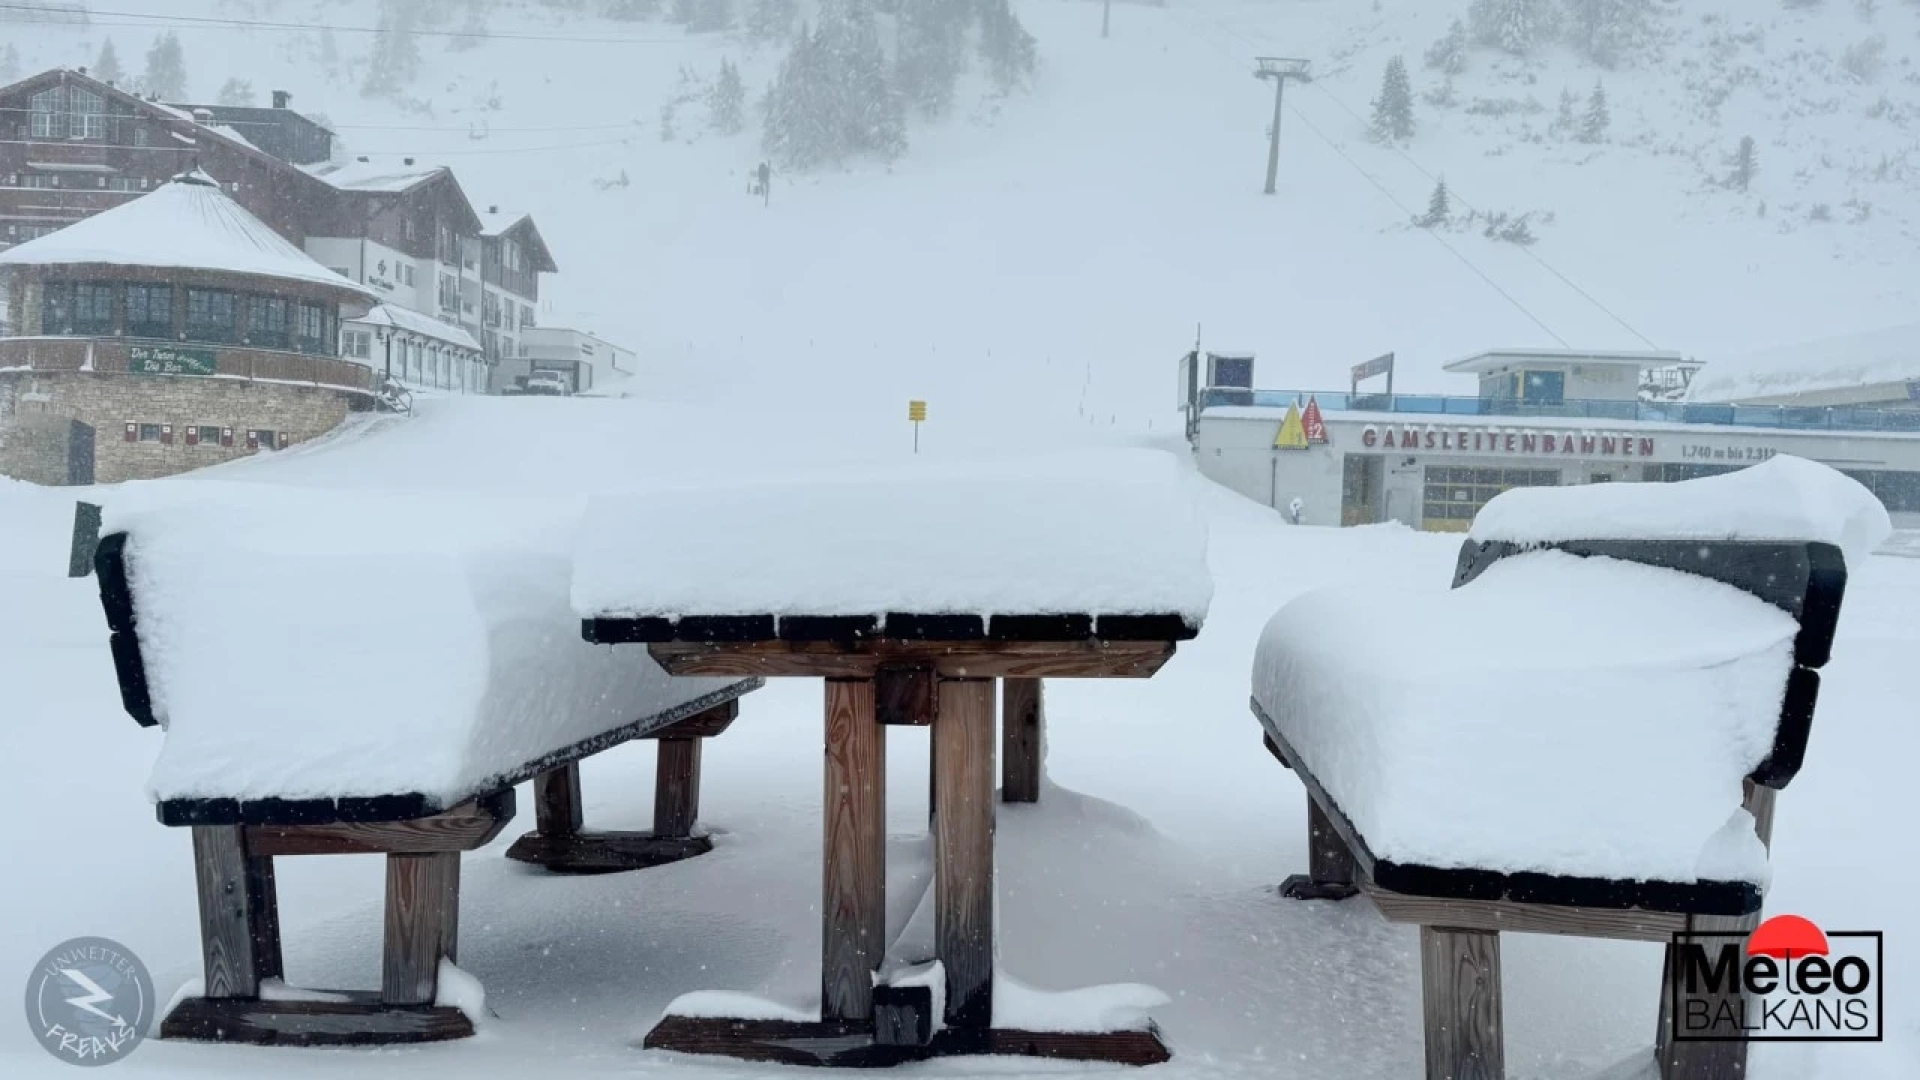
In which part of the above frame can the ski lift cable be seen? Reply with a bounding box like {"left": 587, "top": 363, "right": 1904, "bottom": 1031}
{"left": 1181, "top": 5, "right": 1658, "bottom": 351}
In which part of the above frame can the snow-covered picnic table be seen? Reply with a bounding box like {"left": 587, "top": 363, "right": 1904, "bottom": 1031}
{"left": 571, "top": 449, "right": 1212, "bottom": 1067}
{"left": 94, "top": 487, "right": 759, "bottom": 1045}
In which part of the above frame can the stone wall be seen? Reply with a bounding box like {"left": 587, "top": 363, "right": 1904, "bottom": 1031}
{"left": 0, "top": 370, "right": 360, "bottom": 484}
{"left": 0, "top": 410, "right": 79, "bottom": 485}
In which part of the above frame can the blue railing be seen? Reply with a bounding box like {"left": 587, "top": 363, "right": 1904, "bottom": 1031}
{"left": 1197, "top": 389, "right": 1920, "bottom": 434}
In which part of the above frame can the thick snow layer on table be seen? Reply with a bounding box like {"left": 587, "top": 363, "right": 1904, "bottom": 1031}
{"left": 572, "top": 449, "right": 1212, "bottom": 624}
{"left": 1687, "top": 322, "right": 1920, "bottom": 404}
{"left": 1469, "top": 455, "right": 1892, "bottom": 571}
{"left": 993, "top": 973, "right": 1170, "bottom": 1033}
{"left": 104, "top": 487, "right": 748, "bottom": 806}
{"left": 0, "top": 171, "right": 375, "bottom": 298}
{"left": 1252, "top": 552, "right": 1798, "bottom": 884}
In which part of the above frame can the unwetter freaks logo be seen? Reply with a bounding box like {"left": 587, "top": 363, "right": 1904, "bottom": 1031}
{"left": 23, "top": 937, "right": 154, "bottom": 1066}
{"left": 1670, "top": 914, "right": 1883, "bottom": 1042}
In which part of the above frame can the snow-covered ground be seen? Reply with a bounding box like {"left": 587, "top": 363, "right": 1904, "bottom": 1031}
{"left": 3, "top": 0, "right": 1919, "bottom": 1076}
{"left": 3, "top": 394, "right": 1918, "bottom": 1079}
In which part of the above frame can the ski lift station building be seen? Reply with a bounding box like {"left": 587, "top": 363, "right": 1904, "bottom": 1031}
{"left": 1183, "top": 330, "right": 1920, "bottom": 532}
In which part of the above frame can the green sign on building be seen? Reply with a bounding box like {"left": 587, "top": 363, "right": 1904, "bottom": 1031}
{"left": 127, "top": 345, "right": 218, "bottom": 377}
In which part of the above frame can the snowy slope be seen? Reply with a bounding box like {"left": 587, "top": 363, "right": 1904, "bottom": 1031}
{"left": 5, "top": 0, "right": 1914, "bottom": 427}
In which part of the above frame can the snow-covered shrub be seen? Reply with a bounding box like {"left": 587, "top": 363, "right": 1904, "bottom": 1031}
{"left": 1842, "top": 35, "right": 1887, "bottom": 83}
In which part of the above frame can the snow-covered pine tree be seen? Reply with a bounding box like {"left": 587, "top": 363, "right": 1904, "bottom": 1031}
{"left": 1424, "top": 18, "right": 1468, "bottom": 74}
{"left": 1729, "top": 135, "right": 1759, "bottom": 191}
{"left": 709, "top": 58, "right": 745, "bottom": 135}
{"left": 763, "top": 21, "right": 822, "bottom": 167}
{"left": 660, "top": 99, "right": 677, "bottom": 141}
{"left": 1468, "top": 0, "right": 1558, "bottom": 56}
{"left": 895, "top": 0, "right": 967, "bottom": 119}
{"left": 1370, "top": 55, "right": 1414, "bottom": 142}
{"left": 747, "top": 0, "right": 798, "bottom": 43}
{"left": 217, "top": 78, "right": 255, "bottom": 106}
{"left": 451, "top": 5, "right": 489, "bottom": 52}
{"left": 94, "top": 38, "right": 124, "bottom": 86}
{"left": 363, "top": 2, "right": 423, "bottom": 98}
{"left": 979, "top": 0, "right": 1038, "bottom": 92}
{"left": 142, "top": 31, "right": 188, "bottom": 100}
{"left": 824, "top": 0, "right": 905, "bottom": 160}
{"left": 1580, "top": 79, "right": 1610, "bottom": 142}
{"left": 672, "top": 0, "right": 699, "bottom": 24}
{"left": 1419, "top": 178, "right": 1450, "bottom": 227}
{"left": 0, "top": 43, "right": 19, "bottom": 83}
{"left": 1554, "top": 86, "right": 1577, "bottom": 135}
{"left": 1565, "top": 0, "right": 1655, "bottom": 68}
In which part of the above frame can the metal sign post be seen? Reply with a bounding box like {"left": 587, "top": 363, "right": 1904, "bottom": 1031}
{"left": 908, "top": 399, "right": 927, "bottom": 453}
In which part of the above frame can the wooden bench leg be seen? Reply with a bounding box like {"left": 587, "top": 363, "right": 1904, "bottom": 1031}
{"left": 822, "top": 677, "right": 886, "bottom": 1022}
{"left": 934, "top": 676, "right": 995, "bottom": 1029}
{"left": 1280, "top": 796, "right": 1361, "bottom": 901}
{"left": 534, "top": 761, "right": 584, "bottom": 838}
{"left": 190, "top": 825, "right": 273, "bottom": 999}
{"left": 1420, "top": 926, "right": 1504, "bottom": 1080}
{"left": 1000, "top": 677, "right": 1043, "bottom": 804}
{"left": 654, "top": 738, "right": 702, "bottom": 839}
{"left": 383, "top": 851, "right": 460, "bottom": 1006}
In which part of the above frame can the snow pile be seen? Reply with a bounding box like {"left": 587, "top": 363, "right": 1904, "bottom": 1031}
{"left": 1252, "top": 552, "right": 1798, "bottom": 885}
{"left": 1687, "top": 322, "right": 1920, "bottom": 405}
{"left": 105, "top": 486, "right": 749, "bottom": 806}
{"left": 1469, "top": 455, "right": 1892, "bottom": 571}
{"left": 572, "top": 449, "right": 1212, "bottom": 625}
{"left": 993, "top": 973, "right": 1170, "bottom": 1034}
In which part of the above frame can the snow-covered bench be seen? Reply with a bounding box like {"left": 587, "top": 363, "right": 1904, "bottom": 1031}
{"left": 92, "top": 490, "right": 758, "bottom": 1047}
{"left": 1249, "top": 457, "right": 1888, "bottom": 1080}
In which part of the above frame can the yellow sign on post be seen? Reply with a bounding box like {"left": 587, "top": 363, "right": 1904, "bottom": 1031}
{"left": 908, "top": 399, "right": 927, "bottom": 452}
{"left": 1274, "top": 401, "right": 1309, "bottom": 449}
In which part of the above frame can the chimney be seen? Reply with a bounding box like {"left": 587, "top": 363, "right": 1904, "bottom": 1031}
{"left": 272, "top": 90, "right": 290, "bottom": 110}
{"left": 78, "top": 66, "right": 87, "bottom": 76}
{"left": 357, "top": 155, "right": 370, "bottom": 163}
{"left": 193, "top": 108, "right": 214, "bottom": 125}
{"left": 403, "top": 157, "right": 415, "bottom": 166}
{"left": 488, "top": 205, "right": 498, "bottom": 214}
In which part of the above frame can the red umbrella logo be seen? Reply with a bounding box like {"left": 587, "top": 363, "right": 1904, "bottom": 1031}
{"left": 1747, "top": 914, "right": 1830, "bottom": 959}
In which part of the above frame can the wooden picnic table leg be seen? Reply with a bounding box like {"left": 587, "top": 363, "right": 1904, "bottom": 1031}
{"left": 654, "top": 738, "right": 703, "bottom": 839}
{"left": 190, "top": 824, "right": 273, "bottom": 999}
{"left": 533, "top": 762, "right": 584, "bottom": 838}
{"left": 934, "top": 676, "right": 996, "bottom": 1029}
{"left": 1000, "top": 677, "right": 1043, "bottom": 804}
{"left": 1280, "top": 796, "right": 1361, "bottom": 901}
{"left": 822, "top": 676, "right": 886, "bottom": 1023}
{"left": 382, "top": 851, "right": 461, "bottom": 1006}
{"left": 1420, "top": 926, "right": 1505, "bottom": 1080}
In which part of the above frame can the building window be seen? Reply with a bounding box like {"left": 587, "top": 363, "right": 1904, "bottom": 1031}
{"left": 249, "top": 296, "right": 290, "bottom": 349}
{"left": 134, "top": 127, "right": 149, "bottom": 148}
{"left": 39, "top": 281, "right": 72, "bottom": 334}
{"left": 24, "top": 174, "right": 60, "bottom": 189}
{"left": 73, "top": 282, "right": 113, "bottom": 335}
{"left": 520, "top": 303, "right": 534, "bottom": 329}
{"left": 125, "top": 284, "right": 174, "bottom": 339}
{"left": 105, "top": 176, "right": 142, "bottom": 192}
{"left": 342, "top": 328, "right": 370, "bottom": 359}
{"left": 402, "top": 264, "right": 415, "bottom": 287}
{"left": 28, "top": 86, "right": 105, "bottom": 141}
{"left": 137, "top": 423, "right": 162, "bottom": 442}
{"left": 185, "top": 289, "right": 239, "bottom": 345}
{"left": 296, "top": 302, "right": 327, "bottom": 354}
{"left": 438, "top": 274, "right": 458, "bottom": 312}
{"left": 1422, "top": 466, "right": 1561, "bottom": 532}
{"left": 195, "top": 425, "right": 222, "bottom": 445}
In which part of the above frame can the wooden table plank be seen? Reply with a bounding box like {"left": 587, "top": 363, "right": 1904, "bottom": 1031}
{"left": 650, "top": 639, "right": 1174, "bottom": 679}
{"left": 934, "top": 677, "right": 996, "bottom": 1028}
{"left": 822, "top": 678, "right": 886, "bottom": 1022}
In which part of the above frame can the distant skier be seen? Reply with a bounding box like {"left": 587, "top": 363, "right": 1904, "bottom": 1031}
{"left": 1287, "top": 496, "right": 1305, "bottom": 525}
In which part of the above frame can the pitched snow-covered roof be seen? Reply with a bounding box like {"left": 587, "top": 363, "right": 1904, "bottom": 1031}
{"left": 479, "top": 206, "right": 530, "bottom": 238}
{"left": 479, "top": 205, "right": 558, "bottom": 272}
{"left": 0, "top": 170, "right": 375, "bottom": 298}
{"left": 1687, "top": 323, "right": 1920, "bottom": 404}
{"left": 303, "top": 158, "right": 446, "bottom": 193}
{"left": 354, "top": 303, "right": 481, "bottom": 352}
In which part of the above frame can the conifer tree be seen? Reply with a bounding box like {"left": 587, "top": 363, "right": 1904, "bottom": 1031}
{"left": 362, "top": 3, "right": 422, "bottom": 98}
{"left": 689, "top": 0, "right": 733, "bottom": 33}
{"left": 746, "top": 0, "right": 798, "bottom": 43}
{"left": 1469, "top": 0, "right": 1558, "bottom": 56}
{"left": 709, "top": 58, "right": 745, "bottom": 134}
{"left": 217, "top": 78, "right": 255, "bottom": 106}
{"left": 1565, "top": 0, "right": 1655, "bottom": 69}
{"left": 142, "top": 31, "right": 188, "bottom": 100}
{"left": 1424, "top": 18, "right": 1468, "bottom": 74}
{"left": 1370, "top": 55, "right": 1415, "bottom": 142}
{"left": 0, "top": 43, "right": 19, "bottom": 83}
{"left": 1728, "top": 135, "right": 1759, "bottom": 191}
{"left": 1419, "top": 178, "right": 1451, "bottom": 227}
{"left": 979, "top": 0, "right": 1037, "bottom": 92}
{"left": 1554, "top": 86, "right": 1577, "bottom": 135}
{"left": 94, "top": 38, "right": 124, "bottom": 86}
{"left": 660, "top": 100, "right": 678, "bottom": 141}
{"left": 1579, "top": 79, "right": 1610, "bottom": 142}
{"left": 762, "top": 3, "right": 906, "bottom": 169}
{"left": 895, "top": 0, "right": 967, "bottom": 119}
